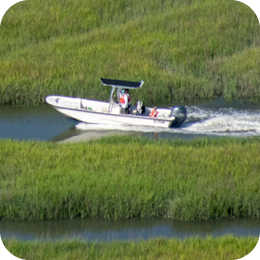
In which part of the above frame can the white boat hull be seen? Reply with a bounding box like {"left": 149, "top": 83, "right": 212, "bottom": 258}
{"left": 46, "top": 95, "right": 184, "bottom": 128}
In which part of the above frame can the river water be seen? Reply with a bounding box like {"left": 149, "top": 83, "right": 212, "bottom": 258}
{"left": 1, "top": 218, "right": 260, "bottom": 242}
{"left": 1, "top": 97, "right": 260, "bottom": 241}
{"left": 1, "top": 97, "right": 260, "bottom": 143}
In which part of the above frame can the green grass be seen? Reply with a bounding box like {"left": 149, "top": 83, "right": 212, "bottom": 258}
{"left": 0, "top": 0, "right": 260, "bottom": 105}
{"left": 3, "top": 236, "right": 258, "bottom": 260}
{"left": 1, "top": 136, "right": 260, "bottom": 221}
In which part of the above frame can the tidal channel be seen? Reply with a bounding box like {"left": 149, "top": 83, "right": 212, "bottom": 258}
{"left": 1, "top": 218, "right": 260, "bottom": 242}
{"left": 1, "top": 97, "right": 260, "bottom": 142}
{"left": 1, "top": 97, "right": 260, "bottom": 242}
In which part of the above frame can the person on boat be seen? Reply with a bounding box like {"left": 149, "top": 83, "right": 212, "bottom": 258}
{"left": 120, "top": 89, "right": 131, "bottom": 114}
{"left": 149, "top": 107, "right": 159, "bottom": 117}
{"left": 125, "top": 89, "right": 131, "bottom": 112}
{"left": 119, "top": 89, "right": 126, "bottom": 112}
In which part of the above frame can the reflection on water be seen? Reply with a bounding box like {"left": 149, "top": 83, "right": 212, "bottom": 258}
{"left": 0, "top": 105, "right": 75, "bottom": 141}
{"left": 1, "top": 218, "right": 260, "bottom": 242}
{"left": 51, "top": 129, "right": 136, "bottom": 143}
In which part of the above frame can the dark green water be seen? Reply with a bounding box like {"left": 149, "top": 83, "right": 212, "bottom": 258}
{"left": 0, "top": 105, "right": 75, "bottom": 141}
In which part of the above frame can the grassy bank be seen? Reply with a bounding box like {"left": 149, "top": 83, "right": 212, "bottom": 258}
{"left": 1, "top": 136, "right": 260, "bottom": 221}
{"left": 0, "top": 0, "right": 260, "bottom": 105}
{"left": 3, "top": 236, "right": 258, "bottom": 260}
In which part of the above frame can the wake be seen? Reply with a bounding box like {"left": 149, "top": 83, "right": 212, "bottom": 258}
{"left": 76, "top": 106, "right": 260, "bottom": 137}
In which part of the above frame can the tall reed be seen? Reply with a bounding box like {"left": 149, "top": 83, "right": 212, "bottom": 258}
{"left": 0, "top": 0, "right": 259, "bottom": 105}
{"left": 3, "top": 236, "right": 258, "bottom": 260}
{"left": 1, "top": 137, "right": 260, "bottom": 221}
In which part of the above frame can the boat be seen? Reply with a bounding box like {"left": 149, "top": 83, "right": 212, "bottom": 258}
{"left": 45, "top": 78, "right": 187, "bottom": 128}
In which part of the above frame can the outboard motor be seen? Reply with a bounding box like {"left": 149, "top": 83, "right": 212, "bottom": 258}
{"left": 169, "top": 106, "right": 187, "bottom": 128}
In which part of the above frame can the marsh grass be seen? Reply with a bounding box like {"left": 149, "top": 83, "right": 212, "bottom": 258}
{"left": 3, "top": 236, "right": 258, "bottom": 260}
{"left": 0, "top": 0, "right": 260, "bottom": 105}
{"left": 1, "top": 137, "right": 260, "bottom": 221}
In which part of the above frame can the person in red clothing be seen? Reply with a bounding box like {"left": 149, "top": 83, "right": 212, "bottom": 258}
{"left": 149, "top": 107, "right": 159, "bottom": 117}
{"left": 120, "top": 89, "right": 131, "bottom": 114}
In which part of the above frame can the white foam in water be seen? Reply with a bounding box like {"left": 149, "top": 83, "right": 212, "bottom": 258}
{"left": 76, "top": 122, "right": 166, "bottom": 133}
{"left": 75, "top": 106, "right": 260, "bottom": 137}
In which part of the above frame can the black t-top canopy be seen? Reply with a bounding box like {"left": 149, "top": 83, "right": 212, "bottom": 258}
{"left": 101, "top": 78, "right": 144, "bottom": 89}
